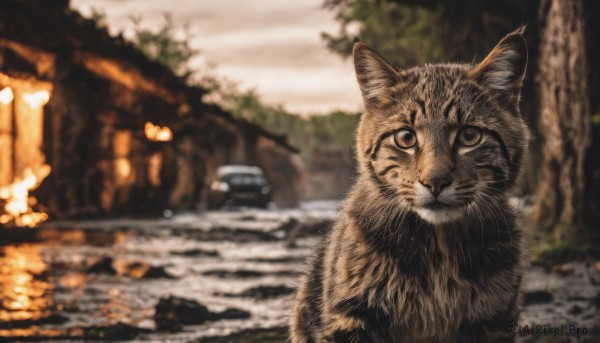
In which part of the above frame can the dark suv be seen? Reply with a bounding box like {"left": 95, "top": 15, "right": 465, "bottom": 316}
{"left": 207, "top": 165, "right": 272, "bottom": 209}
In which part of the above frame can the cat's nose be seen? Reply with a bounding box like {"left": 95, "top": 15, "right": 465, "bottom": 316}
{"left": 419, "top": 176, "right": 453, "bottom": 197}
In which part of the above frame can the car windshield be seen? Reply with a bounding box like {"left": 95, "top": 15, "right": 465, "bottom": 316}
{"left": 225, "top": 173, "right": 265, "bottom": 186}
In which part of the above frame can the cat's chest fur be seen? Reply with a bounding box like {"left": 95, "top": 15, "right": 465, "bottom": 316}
{"left": 321, "top": 211, "right": 523, "bottom": 342}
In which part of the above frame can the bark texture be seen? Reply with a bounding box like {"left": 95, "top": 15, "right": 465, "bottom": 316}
{"left": 534, "top": 0, "right": 591, "bottom": 237}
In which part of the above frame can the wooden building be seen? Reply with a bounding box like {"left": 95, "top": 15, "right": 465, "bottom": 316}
{"left": 0, "top": 0, "right": 303, "bottom": 225}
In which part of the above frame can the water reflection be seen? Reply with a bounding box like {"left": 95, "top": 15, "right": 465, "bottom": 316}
{"left": 0, "top": 228, "right": 141, "bottom": 340}
{"left": 0, "top": 223, "right": 306, "bottom": 341}
{"left": 0, "top": 245, "right": 51, "bottom": 322}
{"left": 0, "top": 244, "right": 55, "bottom": 339}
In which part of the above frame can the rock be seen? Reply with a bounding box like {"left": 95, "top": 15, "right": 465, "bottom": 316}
{"left": 154, "top": 296, "right": 250, "bottom": 332}
{"left": 216, "top": 308, "right": 251, "bottom": 320}
{"left": 140, "top": 266, "right": 176, "bottom": 279}
{"left": 187, "top": 228, "right": 279, "bottom": 242}
{"left": 87, "top": 257, "right": 116, "bottom": 275}
{"left": 171, "top": 248, "right": 219, "bottom": 257}
{"left": 82, "top": 322, "right": 150, "bottom": 340}
{"left": 155, "top": 296, "right": 214, "bottom": 331}
{"left": 568, "top": 305, "right": 585, "bottom": 316}
{"left": 523, "top": 290, "right": 554, "bottom": 305}
{"left": 221, "top": 285, "right": 295, "bottom": 299}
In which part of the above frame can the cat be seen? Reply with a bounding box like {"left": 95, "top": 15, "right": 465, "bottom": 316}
{"left": 290, "top": 27, "right": 529, "bottom": 343}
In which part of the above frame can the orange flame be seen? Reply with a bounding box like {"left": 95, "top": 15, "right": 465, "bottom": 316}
{"left": 0, "top": 166, "right": 51, "bottom": 228}
{"left": 144, "top": 122, "right": 172, "bottom": 142}
{"left": 0, "top": 75, "right": 52, "bottom": 228}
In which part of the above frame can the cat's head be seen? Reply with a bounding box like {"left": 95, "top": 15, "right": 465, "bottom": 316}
{"left": 353, "top": 28, "right": 529, "bottom": 225}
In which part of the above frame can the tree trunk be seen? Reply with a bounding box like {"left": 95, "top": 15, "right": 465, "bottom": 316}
{"left": 534, "top": 0, "right": 591, "bottom": 240}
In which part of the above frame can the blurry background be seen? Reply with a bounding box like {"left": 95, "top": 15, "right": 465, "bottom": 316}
{"left": 0, "top": 0, "right": 599, "bottom": 341}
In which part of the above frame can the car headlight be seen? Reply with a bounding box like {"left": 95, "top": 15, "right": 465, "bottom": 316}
{"left": 211, "top": 181, "right": 230, "bottom": 192}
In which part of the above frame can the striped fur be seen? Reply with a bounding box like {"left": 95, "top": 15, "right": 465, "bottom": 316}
{"left": 290, "top": 28, "right": 529, "bottom": 343}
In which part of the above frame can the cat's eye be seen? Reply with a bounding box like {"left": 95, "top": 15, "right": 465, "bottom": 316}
{"left": 457, "top": 127, "right": 483, "bottom": 147}
{"left": 394, "top": 129, "right": 417, "bottom": 149}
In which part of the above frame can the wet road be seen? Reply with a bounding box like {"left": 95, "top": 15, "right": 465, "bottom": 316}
{"left": 0, "top": 200, "right": 598, "bottom": 342}
{"left": 0, "top": 201, "right": 338, "bottom": 342}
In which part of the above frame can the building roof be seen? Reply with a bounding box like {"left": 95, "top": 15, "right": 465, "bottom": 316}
{"left": 0, "top": 0, "right": 298, "bottom": 152}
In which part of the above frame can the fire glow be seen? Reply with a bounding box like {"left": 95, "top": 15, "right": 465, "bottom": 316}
{"left": 0, "top": 82, "right": 52, "bottom": 228}
{"left": 0, "top": 87, "right": 14, "bottom": 105}
{"left": 144, "top": 122, "right": 173, "bottom": 142}
{"left": 22, "top": 90, "right": 50, "bottom": 108}
{"left": 0, "top": 166, "right": 50, "bottom": 228}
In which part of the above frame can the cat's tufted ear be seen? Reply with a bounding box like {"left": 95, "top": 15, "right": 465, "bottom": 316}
{"left": 353, "top": 40, "right": 400, "bottom": 106}
{"left": 472, "top": 27, "right": 527, "bottom": 96}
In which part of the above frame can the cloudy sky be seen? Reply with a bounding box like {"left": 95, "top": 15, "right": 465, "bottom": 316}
{"left": 71, "top": 0, "right": 362, "bottom": 115}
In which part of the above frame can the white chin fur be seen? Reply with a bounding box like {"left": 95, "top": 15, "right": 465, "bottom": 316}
{"left": 414, "top": 207, "right": 465, "bottom": 225}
